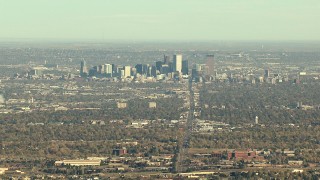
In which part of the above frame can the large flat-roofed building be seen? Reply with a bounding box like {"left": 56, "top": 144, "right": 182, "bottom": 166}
{"left": 55, "top": 160, "right": 101, "bottom": 166}
{"left": 113, "top": 147, "right": 128, "bottom": 156}
{"left": 0, "top": 168, "right": 9, "bottom": 175}
{"left": 149, "top": 102, "right": 157, "bottom": 108}
{"left": 117, "top": 102, "right": 127, "bottom": 109}
{"left": 227, "top": 150, "right": 264, "bottom": 161}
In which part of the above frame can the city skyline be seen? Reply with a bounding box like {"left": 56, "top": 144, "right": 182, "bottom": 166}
{"left": 1, "top": 0, "right": 320, "bottom": 41}
{"left": 1, "top": 38, "right": 320, "bottom": 178}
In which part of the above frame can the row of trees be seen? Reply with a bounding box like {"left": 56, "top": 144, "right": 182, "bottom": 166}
{"left": 200, "top": 82, "right": 320, "bottom": 124}
{"left": 190, "top": 125, "right": 320, "bottom": 163}
{"left": 0, "top": 122, "right": 182, "bottom": 159}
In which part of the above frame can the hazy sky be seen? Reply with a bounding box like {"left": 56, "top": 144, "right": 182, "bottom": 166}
{"left": 0, "top": 0, "right": 319, "bottom": 41}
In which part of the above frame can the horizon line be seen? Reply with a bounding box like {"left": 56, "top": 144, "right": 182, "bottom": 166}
{"left": 1, "top": 38, "right": 320, "bottom": 44}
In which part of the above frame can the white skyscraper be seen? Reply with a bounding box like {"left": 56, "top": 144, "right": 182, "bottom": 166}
{"left": 124, "top": 66, "right": 131, "bottom": 78}
{"left": 173, "top": 54, "right": 182, "bottom": 73}
{"left": 104, "top": 64, "right": 113, "bottom": 76}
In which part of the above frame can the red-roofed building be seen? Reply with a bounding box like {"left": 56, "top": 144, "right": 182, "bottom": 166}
{"left": 227, "top": 150, "right": 263, "bottom": 161}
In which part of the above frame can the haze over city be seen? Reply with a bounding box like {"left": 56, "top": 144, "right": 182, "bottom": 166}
{"left": 1, "top": 0, "right": 320, "bottom": 179}
{"left": 1, "top": 0, "right": 320, "bottom": 41}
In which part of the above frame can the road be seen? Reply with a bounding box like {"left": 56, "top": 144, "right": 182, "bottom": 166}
{"left": 175, "top": 79, "right": 195, "bottom": 173}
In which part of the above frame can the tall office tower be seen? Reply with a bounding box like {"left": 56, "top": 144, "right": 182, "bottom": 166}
{"left": 264, "top": 69, "right": 269, "bottom": 79}
{"left": 147, "top": 66, "right": 157, "bottom": 77}
{"left": 164, "top": 55, "right": 170, "bottom": 64}
{"left": 160, "top": 64, "right": 170, "bottom": 75}
{"left": 143, "top": 64, "right": 149, "bottom": 75}
{"left": 135, "top": 64, "right": 149, "bottom": 75}
{"left": 89, "top": 68, "right": 96, "bottom": 77}
{"left": 115, "top": 65, "right": 123, "bottom": 77}
{"left": 80, "top": 60, "right": 88, "bottom": 77}
{"left": 182, "top": 60, "right": 189, "bottom": 75}
{"left": 135, "top": 64, "right": 143, "bottom": 74}
{"left": 168, "top": 61, "right": 174, "bottom": 73}
{"left": 205, "top": 54, "right": 215, "bottom": 76}
{"left": 192, "top": 64, "right": 202, "bottom": 79}
{"left": 88, "top": 66, "right": 99, "bottom": 77}
{"left": 191, "top": 68, "right": 198, "bottom": 79}
{"left": 156, "top": 61, "right": 163, "bottom": 71}
{"left": 173, "top": 54, "right": 182, "bottom": 73}
{"left": 124, "top": 66, "right": 131, "bottom": 78}
{"left": 98, "top": 64, "right": 104, "bottom": 74}
{"left": 104, "top": 64, "right": 113, "bottom": 77}
{"left": 112, "top": 64, "right": 117, "bottom": 74}
{"left": 152, "top": 66, "right": 157, "bottom": 77}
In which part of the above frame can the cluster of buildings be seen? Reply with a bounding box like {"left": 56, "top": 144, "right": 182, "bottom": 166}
{"left": 10, "top": 52, "right": 318, "bottom": 85}
{"left": 194, "top": 119, "right": 229, "bottom": 132}
{"left": 54, "top": 153, "right": 174, "bottom": 173}
{"left": 189, "top": 148, "right": 310, "bottom": 171}
{"left": 80, "top": 54, "right": 188, "bottom": 80}
{"left": 80, "top": 54, "right": 305, "bottom": 84}
{"left": 80, "top": 54, "right": 216, "bottom": 82}
{"left": 117, "top": 102, "right": 157, "bottom": 109}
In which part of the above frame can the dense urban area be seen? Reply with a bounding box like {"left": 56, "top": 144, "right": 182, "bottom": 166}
{"left": 1, "top": 42, "right": 320, "bottom": 179}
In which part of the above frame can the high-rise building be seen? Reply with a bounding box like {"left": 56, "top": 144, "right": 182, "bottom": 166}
{"left": 143, "top": 64, "right": 149, "bottom": 75}
{"left": 80, "top": 60, "right": 88, "bottom": 77}
{"left": 88, "top": 66, "right": 99, "bottom": 77}
{"left": 192, "top": 64, "right": 208, "bottom": 81}
{"left": 192, "top": 68, "right": 198, "bottom": 79}
{"left": 135, "top": 64, "right": 143, "bottom": 75}
{"left": 112, "top": 64, "right": 117, "bottom": 74}
{"left": 173, "top": 54, "right": 182, "bottom": 73}
{"left": 168, "top": 61, "right": 173, "bottom": 73}
{"left": 156, "top": 61, "right": 163, "bottom": 71}
{"left": 98, "top": 65, "right": 104, "bottom": 74}
{"left": 205, "top": 54, "right": 215, "bottom": 76}
{"left": 135, "top": 64, "right": 149, "bottom": 75}
{"left": 115, "top": 65, "right": 123, "bottom": 77}
{"left": 124, "top": 66, "right": 131, "bottom": 78}
{"left": 164, "top": 55, "right": 170, "bottom": 64}
{"left": 182, "top": 60, "right": 189, "bottom": 75}
{"left": 160, "top": 64, "right": 170, "bottom": 75}
{"left": 104, "top": 64, "right": 113, "bottom": 77}
{"left": 264, "top": 69, "right": 269, "bottom": 79}
{"left": 147, "top": 66, "right": 157, "bottom": 77}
